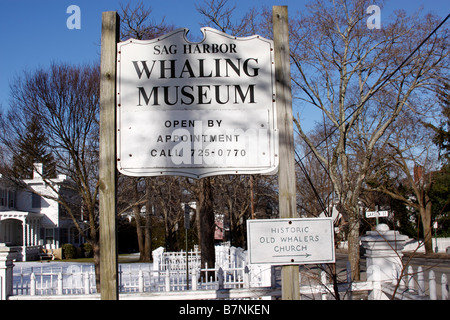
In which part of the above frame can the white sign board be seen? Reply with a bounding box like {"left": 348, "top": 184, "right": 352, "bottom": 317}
{"left": 365, "top": 210, "right": 389, "bottom": 218}
{"left": 116, "top": 28, "right": 278, "bottom": 178}
{"left": 247, "top": 218, "right": 335, "bottom": 265}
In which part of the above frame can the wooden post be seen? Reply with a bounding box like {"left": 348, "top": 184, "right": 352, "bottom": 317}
{"left": 273, "top": 6, "right": 300, "bottom": 300}
{"left": 99, "top": 11, "right": 120, "bottom": 300}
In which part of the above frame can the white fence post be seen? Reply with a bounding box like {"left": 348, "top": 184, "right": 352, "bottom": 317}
{"left": 152, "top": 247, "right": 165, "bottom": 272}
{"left": 192, "top": 268, "right": 198, "bottom": 291}
{"left": 321, "top": 271, "right": 328, "bottom": 300}
{"left": 57, "top": 272, "right": 63, "bottom": 295}
{"left": 138, "top": 270, "right": 144, "bottom": 293}
{"left": 30, "top": 273, "right": 36, "bottom": 296}
{"left": 84, "top": 272, "right": 90, "bottom": 294}
{"left": 244, "top": 266, "right": 250, "bottom": 289}
{"left": 165, "top": 272, "right": 170, "bottom": 292}
{"left": 407, "top": 266, "right": 414, "bottom": 292}
{"left": 442, "top": 274, "right": 448, "bottom": 300}
{"left": 0, "top": 244, "right": 17, "bottom": 300}
{"left": 417, "top": 266, "right": 425, "bottom": 296}
{"left": 429, "top": 270, "right": 436, "bottom": 300}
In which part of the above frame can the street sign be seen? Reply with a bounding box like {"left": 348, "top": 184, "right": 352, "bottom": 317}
{"left": 365, "top": 210, "right": 389, "bottom": 218}
{"left": 116, "top": 28, "right": 278, "bottom": 178}
{"left": 247, "top": 218, "right": 335, "bottom": 265}
{"left": 184, "top": 203, "right": 190, "bottom": 230}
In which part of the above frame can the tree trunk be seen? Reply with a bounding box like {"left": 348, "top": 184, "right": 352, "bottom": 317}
{"left": 131, "top": 178, "right": 146, "bottom": 261}
{"left": 144, "top": 217, "right": 152, "bottom": 261}
{"left": 143, "top": 178, "right": 153, "bottom": 261}
{"left": 134, "top": 205, "right": 145, "bottom": 261}
{"left": 198, "top": 177, "right": 215, "bottom": 275}
{"left": 347, "top": 210, "right": 361, "bottom": 281}
{"left": 93, "top": 241, "right": 101, "bottom": 292}
{"left": 420, "top": 200, "right": 433, "bottom": 254}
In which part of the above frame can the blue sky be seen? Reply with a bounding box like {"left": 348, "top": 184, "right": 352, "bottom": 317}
{"left": 0, "top": 0, "right": 449, "bottom": 127}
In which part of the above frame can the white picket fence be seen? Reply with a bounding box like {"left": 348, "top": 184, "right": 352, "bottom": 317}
{"left": 13, "top": 264, "right": 95, "bottom": 296}
{"left": 300, "top": 264, "right": 449, "bottom": 300}
{"left": 10, "top": 263, "right": 448, "bottom": 300}
{"left": 384, "top": 265, "right": 449, "bottom": 300}
{"left": 8, "top": 243, "right": 449, "bottom": 300}
{"left": 11, "top": 244, "right": 273, "bottom": 298}
{"left": 11, "top": 264, "right": 268, "bottom": 297}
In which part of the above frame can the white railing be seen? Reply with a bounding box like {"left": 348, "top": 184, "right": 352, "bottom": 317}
{"left": 9, "top": 263, "right": 448, "bottom": 300}
{"left": 385, "top": 265, "right": 449, "bottom": 300}
{"left": 8, "top": 242, "right": 448, "bottom": 300}
{"left": 13, "top": 264, "right": 95, "bottom": 296}
{"left": 298, "top": 264, "right": 449, "bottom": 300}
{"left": 11, "top": 264, "right": 257, "bottom": 297}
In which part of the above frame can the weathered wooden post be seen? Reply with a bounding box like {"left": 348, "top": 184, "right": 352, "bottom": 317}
{"left": 273, "top": 6, "right": 300, "bottom": 300}
{"left": 99, "top": 11, "right": 120, "bottom": 300}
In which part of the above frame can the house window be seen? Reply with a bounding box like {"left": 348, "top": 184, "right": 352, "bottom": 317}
{"left": 0, "top": 189, "right": 6, "bottom": 207}
{"left": 8, "top": 190, "right": 16, "bottom": 208}
{"left": 45, "top": 228, "right": 54, "bottom": 246}
{"left": 32, "top": 193, "right": 42, "bottom": 209}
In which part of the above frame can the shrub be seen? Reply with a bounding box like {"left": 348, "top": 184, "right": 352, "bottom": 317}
{"left": 82, "top": 242, "right": 93, "bottom": 258}
{"left": 62, "top": 243, "right": 77, "bottom": 259}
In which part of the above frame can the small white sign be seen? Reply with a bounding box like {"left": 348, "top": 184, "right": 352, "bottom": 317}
{"left": 366, "top": 210, "right": 389, "bottom": 218}
{"left": 247, "top": 218, "right": 335, "bottom": 265}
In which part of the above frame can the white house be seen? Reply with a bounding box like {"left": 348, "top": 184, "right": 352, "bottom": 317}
{"left": 0, "top": 164, "right": 81, "bottom": 261}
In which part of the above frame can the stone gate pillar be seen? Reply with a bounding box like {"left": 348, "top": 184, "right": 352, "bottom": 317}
{"left": 360, "top": 224, "right": 408, "bottom": 282}
{"left": 0, "top": 244, "right": 18, "bottom": 300}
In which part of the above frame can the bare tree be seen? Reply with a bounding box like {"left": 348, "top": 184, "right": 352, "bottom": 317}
{"left": 196, "top": 0, "right": 448, "bottom": 281}
{"left": 0, "top": 63, "right": 102, "bottom": 288}
{"left": 119, "top": 1, "right": 175, "bottom": 40}
{"left": 367, "top": 111, "right": 441, "bottom": 253}
{"left": 117, "top": 176, "right": 152, "bottom": 260}
{"left": 149, "top": 176, "right": 185, "bottom": 251}
{"left": 291, "top": 0, "right": 448, "bottom": 280}
{"left": 183, "top": 177, "right": 216, "bottom": 271}
{"left": 196, "top": 0, "right": 260, "bottom": 36}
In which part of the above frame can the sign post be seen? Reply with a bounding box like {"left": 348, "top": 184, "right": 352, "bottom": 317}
{"left": 99, "top": 11, "right": 120, "bottom": 300}
{"left": 433, "top": 221, "right": 438, "bottom": 253}
{"left": 365, "top": 206, "right": 389, "bottom": 226}
{"left": 272, "top": 6, "right": 300, "bottom": 300}
{"left": 184, "top": 203, "right": 190, "bottom": 289}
